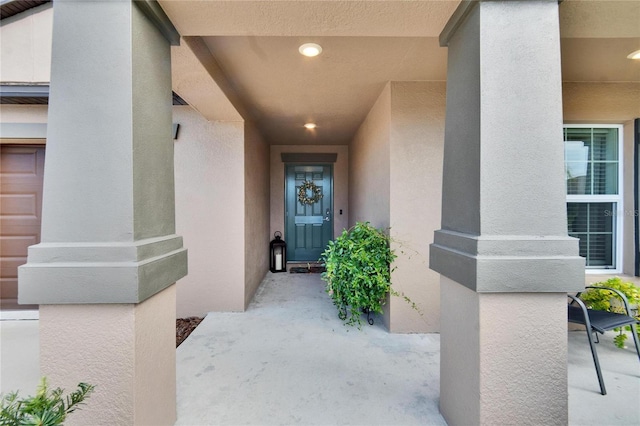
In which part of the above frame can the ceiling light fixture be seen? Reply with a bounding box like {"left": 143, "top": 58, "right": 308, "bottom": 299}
{"left": 627, "top": 50, "right": 640, "bottom": 60}
{"left": 304, "top": 123, "right": 317, "bottom": 129}
{"left": 299, "top": 43, "right": 322, "bottom": 57}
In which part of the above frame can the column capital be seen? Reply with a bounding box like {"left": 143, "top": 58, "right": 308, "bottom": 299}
{"left": 430, "top": 230, "right": 584, "bottom": 292}
{"left": 439, "top": 0, "right": 476, "bottom": 47}
{"left": 134, "top": 0, "right": 181, "bottom": 46}
{"left": 440, "top": 0, "right": 561, "bottom": 47}
{"left": 19, "top": 236, "right": 187, "bottom": 304}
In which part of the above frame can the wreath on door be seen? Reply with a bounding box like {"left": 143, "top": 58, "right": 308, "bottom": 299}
{"left": 298, "top": 180, "right": 324, "bottom": 205}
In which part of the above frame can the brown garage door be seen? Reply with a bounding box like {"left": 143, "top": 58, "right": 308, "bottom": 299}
{"left": 0, "top": 145, "right": 44, "bottom": 310}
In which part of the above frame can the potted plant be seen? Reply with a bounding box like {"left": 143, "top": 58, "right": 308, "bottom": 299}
{"left": 320, "top": 222, "right": 398, "bottom": 327}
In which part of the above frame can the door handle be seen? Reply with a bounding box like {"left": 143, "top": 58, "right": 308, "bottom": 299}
{"left": 324, "top": 209, "right": 331, "bottom": 222}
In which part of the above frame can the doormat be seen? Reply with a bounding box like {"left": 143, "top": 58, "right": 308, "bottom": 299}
{"left": 289, "top": 266, "right": 325, "bottom": 274}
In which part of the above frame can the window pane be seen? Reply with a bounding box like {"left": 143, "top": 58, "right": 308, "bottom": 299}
{"left": 587, "top": 234, "right": 614, "bottom": 267}
{"left": 565, "top": 128, "right": 591, "bottom": 144}
{"left": 567, "top": 202, "right": 616, "bottom": 269}
{"left": 564, "top": 127, "right": 618, "bottom": 196}
{"left": 565, "top": 141, "right": 589, "bottom": 194}
{"left": 591, "top": 128, "right": 618, "bottom": 161}
{"left": 592, "top": 162, "right": 618, "bottom": 194}
{"left": 567, "top": 203, "right": 587, "bottom": 233}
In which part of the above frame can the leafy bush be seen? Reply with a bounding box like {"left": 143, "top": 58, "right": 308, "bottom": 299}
{"left": 320, "top": 222, "right": 397, "bottom": 327}
{"left": 0, "top": 377, "right": 94, "bottom": 426}
{"left": 579, "top": 277, "right": 640, "bottom": 348}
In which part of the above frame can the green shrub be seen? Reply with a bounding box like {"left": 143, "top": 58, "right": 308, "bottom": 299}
{"left": 0, "top": 377, "right": 94, "bottom": 426}
{"left": 320, "top": 222, "right": 399, "bottom": 327}
{"left": 579, "top": 277, "right": 640, "bottom": 348}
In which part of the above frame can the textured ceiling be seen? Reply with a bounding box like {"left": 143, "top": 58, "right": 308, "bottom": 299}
{"left": 202, "top": 36, "right": 447, "bottom": 145}
{"left": 159, "top": 0, "right": 640, "bottom": 145}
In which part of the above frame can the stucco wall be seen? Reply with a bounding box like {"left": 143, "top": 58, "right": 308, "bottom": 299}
{"left": 0, "top": 105, "right": 49, "bottom": 123}
{"left": 174, "top": 106, "right": 245, "bottom": 315}
{"left": 440, "top": 277, "right": 567, "bottom": 426}
{"left": 563, "top": 82, "right": 640, "bottom": 122}
{"left": 439, "top": 276, "right": 479, "bottom": 423}
{"left": 349, "top": 84, "right": 392, "bottom": 328}
{"left": 349, "top": 82, "right": 445, "bottom": 333}
{"left": 389, "top": 82, "right": 445, "bottom": 333}
{"left": 244, "top": 121, "right": 269, "bottom": 307}
{"left": 133, "top": 285, "right": 176, "bottom": 425}
{"left": 349, "top": 83, "right": 391, "bottom": 230}
{"left": 270, "top": 145, "right": 349, "bottom": 241}
{"left": 563, "top": 82, "right": 640, "bottom": 275}
{"left": 0, "top": 3, "right": 52, "bottom": 83}
{"left": 40, "top": 285, "right": 176, "bottom": 425}
{"left": 3, "top": 104, "right": 266, "bottom": 315}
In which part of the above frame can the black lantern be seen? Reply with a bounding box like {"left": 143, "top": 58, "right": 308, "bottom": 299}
{"left": 270, "top": 231, "right": 287, "bottom": 273}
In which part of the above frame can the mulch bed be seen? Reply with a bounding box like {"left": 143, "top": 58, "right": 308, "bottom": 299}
{"left": 176, "top": 317, "right": 203, "bottom": 347}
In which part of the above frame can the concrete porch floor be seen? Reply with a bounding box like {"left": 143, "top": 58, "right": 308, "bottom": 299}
{"left": 2, "top": 272, "right": 639, "bottom": 425}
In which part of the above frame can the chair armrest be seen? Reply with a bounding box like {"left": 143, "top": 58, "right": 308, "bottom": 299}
{"left": 585, "top": 286, "right": 634, "bottom": 317}
{"left": 567, "top": 294, "right": 594, "bottom": 330}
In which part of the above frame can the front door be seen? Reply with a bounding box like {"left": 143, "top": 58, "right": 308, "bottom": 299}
{"left": 285, "top": 165, "right": 333, "bottom": 261}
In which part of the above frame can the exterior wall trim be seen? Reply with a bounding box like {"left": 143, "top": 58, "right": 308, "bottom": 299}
{"left": 133, "top": 0, "right": 180, "bottom": 46}
{"left": 439, "top": 0, "right": 476, "bottom": 47}
{"left": 0, "top": 122, "right": 180, "bottom": 140}
{"left": 0, "top": 84, "right": 49, "bottom": 98}
{"left": 281, "top": 153, "right": 337, "bottom": 163}
{"left": 19, "top": 235, "right": 188, "bottom": 304}
{"left": 430, "top": 230, "right": 585, "bottom": 292}
{"left": 0, "top": 122, "right": 47, "bottom": 138}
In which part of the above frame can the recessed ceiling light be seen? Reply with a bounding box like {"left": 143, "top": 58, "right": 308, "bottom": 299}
{"left": 304, "top": 123, "right": 317, "bottom": 129}
{"left": 627, "top": 49, "right": 640, "bottom": 60}
{"left": 299, "top": 43, "right": 322, "bottom": 57}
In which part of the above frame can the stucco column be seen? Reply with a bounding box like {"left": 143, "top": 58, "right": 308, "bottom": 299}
{"left": 430, "top": 1, "right": 585, "bottom": 425}
{"left": 18, "top": 1, "right": 186, "bottom": 424}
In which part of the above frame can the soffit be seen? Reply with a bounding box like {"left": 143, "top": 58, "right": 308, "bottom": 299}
{"left": 559, "top": 0, "right": 640, "bottom": 38}
{"left": 158, "top": 0, "right": 460, "bottom": 37}
{"left": 158, "top": 1, "right": 640, "bottom": 145}
{"left": 159, "top": 1, "right": 458, "bottom": 145}
{"left": 201, "top": 36, "right": 447, "bottom": 145}
{"left": 0, "top": 0, "right": 49, "bottom": 20}
{"left": 561, "top": 37, "right": 640, "bottom": 83}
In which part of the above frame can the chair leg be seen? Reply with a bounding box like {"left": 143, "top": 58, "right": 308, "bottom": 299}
{"left": 630, "top": 323, "right": 640, "bottom": 363}
{"left": 568, "top": 295, "right": 607, "bottom": 395}
{"left": 584, "top": 328, "right": 607, "bottom": 395}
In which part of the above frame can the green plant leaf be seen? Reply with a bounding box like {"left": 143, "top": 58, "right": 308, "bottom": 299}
{"left": 320, "top": 222, "right": 408, "bottom": 328}
{"left": 579, "top": 277, "right": 640, "bottom": 349}
{"left": 0, "top": 378, "right": 94, "bottom": 426}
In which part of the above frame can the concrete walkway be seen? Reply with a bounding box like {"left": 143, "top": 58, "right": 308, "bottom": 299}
{"left": 176, "top": 273, "right": 444, "bottom": 425}
{"left": 2, "top": 272, "right": 639, "bottom": 425}
{"left": 0, "top": 311, "right": 40, "bottom": 395}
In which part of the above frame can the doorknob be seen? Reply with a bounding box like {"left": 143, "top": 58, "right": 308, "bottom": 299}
{"left": 324, "top": 208, "right": 331, "bottom": 222}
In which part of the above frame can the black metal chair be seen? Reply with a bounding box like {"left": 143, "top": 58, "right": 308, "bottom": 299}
{"left": 568, "top": 286, "right": 640, "bottom": 395}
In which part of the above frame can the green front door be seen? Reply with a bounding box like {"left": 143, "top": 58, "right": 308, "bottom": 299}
{"left": 285, "top": 165, "right": 333, "bottom": 261}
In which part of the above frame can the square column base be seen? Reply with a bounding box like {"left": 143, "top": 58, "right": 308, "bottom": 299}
{"left": 440, "top": 276, "right": 568, "bottom": 425}
{"left": 39, "top": 285, "right": 176, "bottom": 425}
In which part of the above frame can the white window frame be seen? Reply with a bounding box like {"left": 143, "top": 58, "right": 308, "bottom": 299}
{"left": 564, "top": 124, "right": 624, "bottom": 274}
